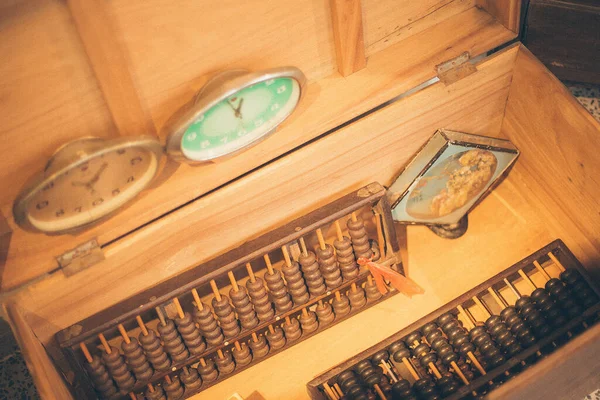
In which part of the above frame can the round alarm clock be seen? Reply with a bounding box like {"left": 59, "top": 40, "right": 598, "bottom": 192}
{"left": 164, "top": 67, "right": 306, "bottom": 163}
{"left": 13, "top": 136, "right": 163, "bottom": 234}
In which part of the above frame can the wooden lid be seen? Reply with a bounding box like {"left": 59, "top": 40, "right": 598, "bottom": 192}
{"left": 0, "top": 1, "right": 521, "bottom": 290}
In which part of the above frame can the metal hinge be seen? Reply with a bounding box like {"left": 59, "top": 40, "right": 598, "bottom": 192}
{"left": 56, "top": 238, "right": 105, "bottom": 276}
{"left": 436, "top": 52, "right": 477, "bottom": 85}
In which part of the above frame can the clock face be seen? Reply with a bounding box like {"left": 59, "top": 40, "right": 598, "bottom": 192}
{"left": 24, "top": 146, "right": 158, "bottom": 233}
{"left": 180, "top": 77, "right": 300, "bottom": 161}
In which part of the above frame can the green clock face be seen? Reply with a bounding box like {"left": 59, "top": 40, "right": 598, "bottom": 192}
{"left": 181, "top": 77, "right": 300, "bottom": 161}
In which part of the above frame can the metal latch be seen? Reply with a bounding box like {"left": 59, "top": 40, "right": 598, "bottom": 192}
{"left": 436, "top": 52, "right": 477, "bottom": 85}
{"left": 57, "top": 239, "right": 104, "bottom": 276}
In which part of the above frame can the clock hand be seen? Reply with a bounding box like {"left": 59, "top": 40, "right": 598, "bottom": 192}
{"left": 88, "top": 162, "right": 108, "bottom": 186}
{"left": 234, "top": 98, "right": 244, "bottom": 119}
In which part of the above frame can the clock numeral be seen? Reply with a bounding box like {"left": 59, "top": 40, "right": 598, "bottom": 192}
{"left": 193, "top": 115, "right": 204, "bottom": 124}
{"left": 265, "top": 79, "right": 275, "bottom": 86}
{"left": 220, "top": 136, "right": 229, "bottom": 144}
{"left": 186, "top": 132, "right": 197, "bottom": 141}
{"left": 254, "top": 119, "right": 264, "bottom": 127}
{"left": 36, "top": 201, "right": 49, "bottom": 210}
{"left": 271, "top": 103, "right": 280, "bottom": 111}
{"left": 277, "top": 85, "right": 286, "bottom": 94}
{"left": 42, "top": 182, "right": 54, "bottom": 191}
{"left": 131, "top": 156, "right": 142, "bottom": 166}
{"left": 127, "top": 176, "right": 135, "bottom": 183}
{"left": 237, "top": 129, "right": 247, "bottom": 137}
{"left": 56, "top": 209, "right": 65, "bottom": 217}
{"left": 74, "top": 206, "right": 82, "bottom": 213}
{"left": 112, "top": 188, "right": 120, "bottom": 196}
{"left": 92, "top": 198, "right": 104, "bottom": 206}
{"left": 117, "top": 149, "right": 126, "bottom": 155}
{"left": 200, "top": 140, "right": 210, "bottom": 149}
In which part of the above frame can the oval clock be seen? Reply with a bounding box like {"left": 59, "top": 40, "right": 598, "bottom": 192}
{"left": 164, "top": 67, "right": 307, "bottom": 163}
{"left": 13, "top": 136, "right": 163, "bottom": 234}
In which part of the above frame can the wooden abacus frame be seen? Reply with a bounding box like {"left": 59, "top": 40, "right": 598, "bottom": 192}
{"left": 306, "top": 239, "right": 600, "bottom": 399}
{"left": 54, "top": 182, "right": 404, "bottom": 399}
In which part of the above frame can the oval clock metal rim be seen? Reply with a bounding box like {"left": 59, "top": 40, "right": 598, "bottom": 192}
{"left": 164, "top": 66, "right": 307, "bottom": 164}
{"left": 13, "top": 135, "right": 164, "bottom": 235}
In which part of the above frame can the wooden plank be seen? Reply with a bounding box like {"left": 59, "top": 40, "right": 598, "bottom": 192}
{"left": 12, "top": 43, "right": 518, "bottom": 347}
{"left": 3, "top": 302, "right": 74, "bottom": 400}
{"left": 500, "top": 45, "right": 600, "bottom": 281}
{"left": 67, "top": 0, "right": 156, "bottom": 137}
{"left": 487, "top": 322, "right": 600, "bottom": 400}
{"left": 330, "top": 0, "right": 367, "bottom": 76}
{"left": 477, "top": 0, "right": 522, "bottom": 32}
{"left": 363, "top": 0, "right": 476, "bottom": 56}
{"left": 1, "top": 7, "right": 516, "bottom": 290}
{"left": 524, "top": 0, "right": 600, "bottom": 84}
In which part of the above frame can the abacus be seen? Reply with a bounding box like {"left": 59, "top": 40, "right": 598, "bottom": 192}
{"left": 55, "top": 182, "right": 405, "bottom": 399}
{"left": 307, "top": 240, "right": 600, "bottom": 400}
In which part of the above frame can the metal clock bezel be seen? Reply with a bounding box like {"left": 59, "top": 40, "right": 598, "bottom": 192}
{"left": 164, "top": 66, "right": 307, "bottom": 163}
{"left": 13, "top": 136, "right": 164, "bottom": 235}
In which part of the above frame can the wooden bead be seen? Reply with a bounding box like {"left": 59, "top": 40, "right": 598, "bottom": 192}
{"left": 347, "top": 217, "right": 372, "bottom": 260}
{"left": 298, "top": 250, "right": 327, "bottom": 296}
{"left": 101, "top": 345, "right": 135, "bottom": 392}
{"left": 332, "top": 292, "right": 351, "bottom": 317}
{"left": 315, "top": 301, "right": 335, "bottom": 325}
{"left": 212, "top": 295, "right": 241, "bottom": 339}
{"left": 158, "top": 319, "right": 190, "bottom": 363}
{"left": 215, "top": 350, "right": 235, "bottom": 375}
{"left": 334, "top": 236, "right": 359, "bottom": 280}
{"left": 121, "top": 337, "right": 153, "bottom": 381}
{"left": 85, "top": 355, "right": 118, "bottom": 398}
{"left": 163, "top": 376, "right": 184, "bottom": 400}
{"left": 145, "top": 385, "right": 167, "bottom": 400}
{"left": 316, "top": 244, "right": 343, "bottom": 289}
{"left": 249, "top": 334, "right": 270, "bottom": 359}
{"left": 264, "top": 269, "right": 293, "bottom": 312}
{"left": 180, "top": 366, "right": 202, "bottom": 391}
{"left": 139, "top": 329, "right": 171, "bottom": 371}
{"left": 232, "top": 342, "right": 253, "bottom": 367}
{"left": 230, "top": 286, "right": 259, "bottom": 330}
{"left": 192, "top": 303, "right": 224, "bottom": 347}
{"left": 348, "top": 283, "right": 367, "bottom": 309}
{"left": 175, "top": 312, "right": 206, "bottom": 355}
{"left": 283, "top": 317, "right": 302, "bottom": 342}
{"left": 197, "top": 358, "right": 219, "bottom": 383}
{"left": 365, "top": 276, "right": 383, "bottom": 301}
{"left": 299, "top": 309, "right": 319, "bottom": 334}
{"left": 246, "top": 277, "right": 275, "bottom": 322}
{"left": 266, "top": 325, "right": 286, "bottom": 350}
{"left": 282, "top": 260, "right": 310, "bottom": 305}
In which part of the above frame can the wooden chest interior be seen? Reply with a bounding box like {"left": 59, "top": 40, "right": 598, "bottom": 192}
{"left": 2, "top": 0, "right": 600, "bottom": 399}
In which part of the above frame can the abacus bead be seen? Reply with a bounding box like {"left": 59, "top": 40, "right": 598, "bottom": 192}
{"left": 158, "top": 320, "right": 189, "bottom": 362}
{"left": 193, "top": 305, "right": 224, "bottom": 347}
{"left": 283, "top": 318, "right": 302, "bottom": 342}
{"left": 163, "top": 376, "right": 184, "bottom": 400}
{"left": 215, "top": 351, "right": 235, "bottom": 375}
{"left": 266, "top": 326, "right": 286, "bottom": 350}
{"left": 175, "top": 312, "right": 207, "bottom": 355}
{"left": 212, "top": 296, "right": 241, "bottom": 338}
{"left": 246, "top": 278, "right": 276, "bottom": 322}
{"left": 145, "top": 386, "right": 167, "bottom": 400}
{"left": 233, "top": 343, "right": 253, "bottom": 367}
{"left": 101, "top": 346, "right": 135, "bottom": 391}
{"left": 86, "top": 356, "right": 118, "bottom": 397}
{"left": 371, "top": 350, "right": 389, "bottom": 366}
{"left": 315, "top": 301, "right": 335, "bottom": 325}
{"left": 282, "top": 261, "right": 310, "bottom": 305}
{"left": 139, "top": 330, "right": 171, "bottom": 371}
{"left": 249, "top": 335, "right": 270, "bottom": 358}
{"left": 317, "top": 244, "right": 343, "bottom": 289}
{"left": 347, "top": 218, "right": 372, "bottom": 259}
{"left": 264, "top": 270, "right": 293, "bottom": 312}
{"left": 405, "top": 332, "right": 422, "bottom": 346}
{"left": 365, "top": 278, "right": 382, "bottom": 301}
{"left": 230, "top": 287, "right": 259, "bottom": 330}
{"left": 348, "top": 285, "right": 367, "bottom": 309}
{"left": 437, "top": 313, "right": 457, "bottom": 327}
{"left": 389, "top": 341, "right": 411, "bottom": 362}
{"left": 197, "top": 359, "right": 218, "bottom": 383}
{"left": 413, "top": 379, "right": 441, "bottom": 400}
{"left": 436, "top": 375, "right": 459, "bottom": 396}
{"left": 298, "top": 251, "right": 327, "bottom": 296}
{"left": 332, "top": 293, "right": 351, "bottom": 317}
{"left": 334, "top": 236, "right": 359, "bottom": 280}
{"left": 299, "top": 310, "right": 319, "bottom": 334}
{"left": 180, "top": 367, "right": 202, "bottom": 391}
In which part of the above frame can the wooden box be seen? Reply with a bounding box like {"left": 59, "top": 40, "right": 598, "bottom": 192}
{"left": 1, "top": 0, "right": 600, "bottom": 399}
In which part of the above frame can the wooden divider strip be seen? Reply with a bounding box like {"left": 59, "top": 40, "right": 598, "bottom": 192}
{"left": 330, "top": 0, "right": 367, "bottom": 76}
